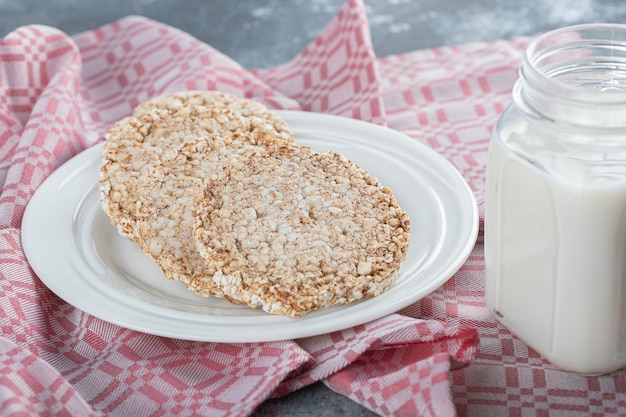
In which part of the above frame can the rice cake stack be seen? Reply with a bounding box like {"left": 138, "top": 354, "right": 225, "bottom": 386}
{"left": 99, "top": 91, "right": 410, "bottom": 317}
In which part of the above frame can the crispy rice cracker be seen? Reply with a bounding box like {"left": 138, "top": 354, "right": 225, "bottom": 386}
{"left": 133, "top": 90, "right": 293, "bottom": 142}
{"left": 194, "top": 141, "right": 410, "bottom": 317}
{"left": 99, "top": 91, "right": 293, "bottom": 240}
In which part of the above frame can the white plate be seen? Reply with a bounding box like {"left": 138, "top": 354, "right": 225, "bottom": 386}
{"left": 22, "top": 111, "right": 478, "bottom": 342}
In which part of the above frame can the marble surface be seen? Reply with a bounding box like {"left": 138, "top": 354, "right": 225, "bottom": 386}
{"left": 2, "top": 1, "right": 626, "bottom": 416}
{"left": 3, "top": 0, "right": 626, "bottom": 69}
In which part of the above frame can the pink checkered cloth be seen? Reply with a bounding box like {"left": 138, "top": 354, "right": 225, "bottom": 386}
{"left": 0, "top": 0, "right": 624, "bottom": 416}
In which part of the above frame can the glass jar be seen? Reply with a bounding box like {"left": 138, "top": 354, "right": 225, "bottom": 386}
{"left": 485, "top": 24, "right": 626, "bottom": 375}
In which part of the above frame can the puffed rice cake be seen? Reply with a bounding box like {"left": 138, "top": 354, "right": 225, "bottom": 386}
{"left": 133, "top": 90, "right": 293, "bottom": 142}
{"left": 99, "top": 94, "right": 294, "bottom": 298}
{"left": 194, "top": 141, "right": 410, "bottom": 317}
{"left": 99, "top": 91, "right": 293, "bottom": 240}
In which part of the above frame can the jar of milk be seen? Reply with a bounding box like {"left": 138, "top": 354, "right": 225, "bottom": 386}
{"left": 485, "top": 24, "right": 626, "bottom": 375}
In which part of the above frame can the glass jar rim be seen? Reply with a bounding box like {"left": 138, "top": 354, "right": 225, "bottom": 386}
{"left": 518, "top": 23, "right": 626, "bottom": 128}
{"left": 523, "top": 23, "right": 626, "bottom": 104}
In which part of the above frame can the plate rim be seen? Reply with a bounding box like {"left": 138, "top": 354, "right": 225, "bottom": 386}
{"left": 21, "top": 110, "right": 479, "bottom": 342}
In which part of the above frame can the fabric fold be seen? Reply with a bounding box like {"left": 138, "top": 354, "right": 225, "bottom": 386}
{"left": 276, "top": 315, "right": 479, "bottom": 397}
{"left": 253, "top": 0, "right": 387, "bottom": 125}
{"left": 0, "top": 25, "right": 86, "bottom": 229}
{"left": 0, "top": 337, "right": 98, "bottom": 417}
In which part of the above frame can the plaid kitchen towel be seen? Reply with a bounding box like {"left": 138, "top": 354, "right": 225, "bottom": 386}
{"left": 5, "top": 0, "right": 624, "bottom": 415}
{"left": 0, "top": 1, "right": 481, "bottom": 416}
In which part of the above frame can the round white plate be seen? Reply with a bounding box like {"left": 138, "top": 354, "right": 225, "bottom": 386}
{"left": 22, "top": 111, "right": 478, "bottom": 342}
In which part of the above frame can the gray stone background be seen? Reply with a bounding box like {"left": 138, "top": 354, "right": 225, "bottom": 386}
{"left": 3, "top": 0, "right": 626, "bottom": 69}
{"left": 1, "top": 0, "right": 625, "bottom": 416}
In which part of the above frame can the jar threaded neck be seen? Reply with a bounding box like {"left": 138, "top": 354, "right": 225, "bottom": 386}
{"left": 517, "top": 24, "right": 626, "bottom": 129}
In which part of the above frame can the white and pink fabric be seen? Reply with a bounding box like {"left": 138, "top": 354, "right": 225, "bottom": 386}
{"left": 0, "top": 0, "right": 623, "bottom": 416}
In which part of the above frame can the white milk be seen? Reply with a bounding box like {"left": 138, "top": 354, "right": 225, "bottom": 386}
{"left": 485, "top": 122, "right": 626, "bottom": 374}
